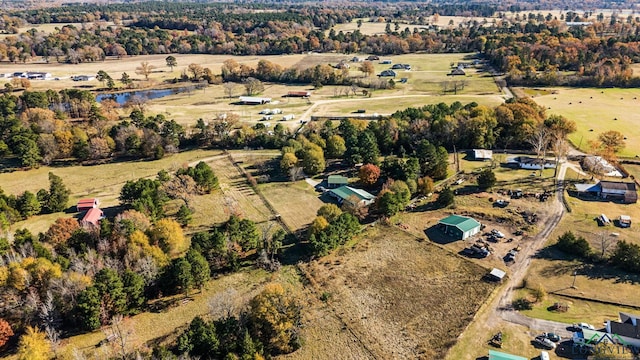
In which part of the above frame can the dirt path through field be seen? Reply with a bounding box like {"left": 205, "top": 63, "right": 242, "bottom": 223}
{"left": 451, "top": 161, "right": 574, "bottom": 358}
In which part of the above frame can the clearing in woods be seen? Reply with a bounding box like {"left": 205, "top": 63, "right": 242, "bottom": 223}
{"left": 297, "top": 226, "right": 496, "bottom": 360}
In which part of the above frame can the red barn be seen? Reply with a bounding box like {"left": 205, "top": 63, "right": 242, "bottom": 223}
{"left": 76, "top": 198, "right": 100, "bottom": 212}
{"left": 81, "top": 208, "right": 104, "bottom": 228}
{"left": 287, "top": 91, "right": 311, "bottom": 98}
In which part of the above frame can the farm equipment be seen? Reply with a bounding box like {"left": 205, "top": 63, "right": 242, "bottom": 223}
{"left": 489, "top": 332, "right": 503, "bottom": 348}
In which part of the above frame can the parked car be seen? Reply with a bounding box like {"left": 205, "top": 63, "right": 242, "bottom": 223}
{"left": 541, "top": 332, "right": 561, "bottom": 342}
{"left": 534, "top": 336, "right": 556, "bottom": 350}
{"left": 540, "top": 351, "right": 550, "bottom": 360}
{"left": 491, "top": 229, "right": 505, "bottom": 238}
{"left": 573, "top": 322, "right": 596, "bottom": 331}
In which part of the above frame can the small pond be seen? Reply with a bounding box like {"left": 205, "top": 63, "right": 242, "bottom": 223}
{"left": 96, "top": 86, "right": 200, "bottom": 105}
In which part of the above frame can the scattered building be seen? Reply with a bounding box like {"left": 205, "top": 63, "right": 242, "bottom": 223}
{"left": 281, "top": 114, "right": 295, "bottom": 121}
{"left": 76, "top": 198, "right": 100, "bottom": 212}
{"left": 449, "top": 67, "right": 466, "bottom": 76}
{"left": 81, "top": 207, "right": 104, "bottom": 228}
{"left": 574, "top": 312, "right": 640, "bottom": 350}
{"left": 25, "top": 72, "right": 52, "bottom": 80}
{"left": 287, "top": 91, "right": 311, "bottom": 98}
{"left": 472, "top": 149, "right": 493, "bottom": 161}
{"left": 581, "top": 156, "right": 623, "bottom": 177}
{"left": 437, "top": 214, "right": 481, "bottom": 240}
{"left": 328, "top": 186, "right": 375, "bottom": 207}
{"left": 488, "top": 350, "right": 527, "bottom": 360}
{"left": 575, "top": 181, "right": 638, "bottom": 204}
{"left": 327, "top": 175, "right": 348, "bottom": 188}
{"left": 239, "top": 96, "right": 271, "bottom": 105}
{"left": 71, "top": 75, "right": 95, "bottom": 81}
{"left": 487, "top": 268, "right": 506, "bottom": 282}
{"left": 566, "top": 21, "right": 593, "bottom": 26}
{"left": 508, "top": 156, "right": 556, "bottom": 170}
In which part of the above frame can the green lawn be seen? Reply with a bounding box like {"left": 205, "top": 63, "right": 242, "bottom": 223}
{"left": 530, "top": 87, "right": 640, "bottom": 158}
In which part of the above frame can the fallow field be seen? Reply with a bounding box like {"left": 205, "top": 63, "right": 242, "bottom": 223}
{"left": 298, "top": 226, "right": 497, "bottom": 360}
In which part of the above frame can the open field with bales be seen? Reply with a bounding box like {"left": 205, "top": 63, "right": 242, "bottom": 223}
{"left": 299, "top": 226, "right": 496, "bottom": 360}
{"left": 525, "top": 87, "right": 640, "bottom": 158}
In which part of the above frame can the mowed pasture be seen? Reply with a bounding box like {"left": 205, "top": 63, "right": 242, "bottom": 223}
{"left": 298, "top": 226, "right": 496, "bottom": 360}
{"left": 0, "top": 149, "right": 282, "bottom": 235}
{"left": 528, "top": 87, "right": 640, "bottom": 158}
{"left": 258, "top": 181, "right": 324, "bottom": 232}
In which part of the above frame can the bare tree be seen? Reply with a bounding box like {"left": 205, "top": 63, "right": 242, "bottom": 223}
{"left": 223, "top": 82, "right": 238, "bottom": 99}
{"left": 135, "top": 61, "right": 155, "bottom": 81}
{"left": 598, "top": 231, "right": 617, "bottom": 259}
{"left": 243, "top": 77, "right": 264, "bottom": 96}
{"left": 527, "top": 124, "right": 550, "bottom": 176}
{"left": 209, "top": 288, "right": 239, "bottom": 320}
{"left": 105, "top": 314, "right": 133, "bottom": 360}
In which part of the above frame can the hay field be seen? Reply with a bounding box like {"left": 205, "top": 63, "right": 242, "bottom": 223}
{"left": 527, "top": 87, "right": 640, "bottom": 158}
{"left": 299, "top": 226, "right": 496, "bottom": 360}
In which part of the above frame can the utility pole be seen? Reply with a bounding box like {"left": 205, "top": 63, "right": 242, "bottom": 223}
{"left": 571, "top": 271, "right": 578, "bottom": 289}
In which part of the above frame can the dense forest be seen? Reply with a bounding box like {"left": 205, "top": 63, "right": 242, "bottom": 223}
{"left": 2, "top": 3, "right": 640, "bottom": 86}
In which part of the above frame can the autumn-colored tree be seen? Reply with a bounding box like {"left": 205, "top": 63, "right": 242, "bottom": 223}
{"left": 17, "top": 326, "right": 51, "bottom": 360}
{"left": 249, "top": 283, "right": 302, "bottom": 354}
{"left": 187, "top": 63, "right": 204, "bottom": 80}
{"left": 359, "top": 163, "right": 381, "bottom": 187}
{"left": 598, "top": 130, "right": 625, "bottom": 154}
{"left": 149, "top": 218, "right": 189, "bottom": 256}
{"left": 280, "top": 152, "right": 298, "bottom": 173}
{"left": 308, "top": 216, "right": 329, "bottom": 238}
{"left": 326, "top": 134, "right": 346, "bottom": 158}
{"left": 317, "top": 204, "right": 342, "bottom": 223}
{"left": 43, "top": 217, "right": 80, "bottom": 246}
{"left": 0, "top": 318, "right": 13, "bottom": 348}
{"left": 359, "top": 61, "right": 375, "bottom": 77}
{"left": 417, "top": 176, "right": 434, "bottom": 196}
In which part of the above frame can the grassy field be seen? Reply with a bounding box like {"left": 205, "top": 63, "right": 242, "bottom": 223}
{"left": 2, "top": 150, "right": 221, "bottom": 234}
{"left": 527, "top": 87, "right": 640, "bottom": 158}
{"left": 0, "top": 149, "right": 284, "bottom": 235}
{"left": 299, "top": 226, "right": 496, "bottom": 360}
{"left": 517, "top": 290, "right": 639, "bottom": 326}
{"left": 258, "top": 181, "right": 324, "bottom": 231}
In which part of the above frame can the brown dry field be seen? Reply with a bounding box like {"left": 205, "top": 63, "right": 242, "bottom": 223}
{"left": 297, "top": 226, "right": 496, "bottom": 360}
